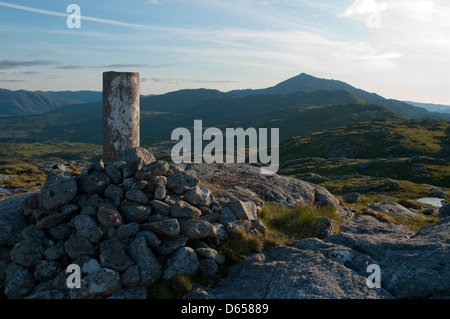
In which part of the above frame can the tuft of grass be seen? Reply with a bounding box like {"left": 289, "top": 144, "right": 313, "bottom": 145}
{"left": 0, "top": 164, "right": 46, "bottom": 189}
{"left": 147, "top": 274, "right": 194, "bottom": 299}
{"left": 259, "top": 203, "right": 342, "bottom": 241}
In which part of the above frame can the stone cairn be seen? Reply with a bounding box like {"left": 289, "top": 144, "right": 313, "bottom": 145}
{"left": 1, "top": 147, "right": 266, "bottom": 299}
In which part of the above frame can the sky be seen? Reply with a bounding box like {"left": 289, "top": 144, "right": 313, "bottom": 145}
{"left": 0, "top": 0, "right": 449, "bottom": 104}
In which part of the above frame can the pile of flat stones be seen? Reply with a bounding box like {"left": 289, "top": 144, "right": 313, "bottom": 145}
{"left": 1, "top": 147, "right": 266, "bottom": 299}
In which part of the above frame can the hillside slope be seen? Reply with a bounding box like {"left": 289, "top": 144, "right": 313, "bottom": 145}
{"left": 230, "top": 73, "right": 450, "bottom": 121}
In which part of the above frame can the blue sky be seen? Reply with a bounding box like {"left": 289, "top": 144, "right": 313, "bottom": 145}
{"left": 0, "top": 0, "right": 449, "bottom": 104}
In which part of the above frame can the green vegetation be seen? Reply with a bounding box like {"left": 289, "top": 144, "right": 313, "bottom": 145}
{"left": 259, "top": 203, "right": 342, "bottom": 240}
{"left": 0, "top": 142, "right": 102, "bottom": 165}
{"left": 0, "top": 164, "right": 46, "bottom": 198}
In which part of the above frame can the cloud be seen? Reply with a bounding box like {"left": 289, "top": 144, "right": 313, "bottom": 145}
{"left": 147, "top": 77, "right": 236, "bottom": 84}
{"left": 0, "top": 79, "right": 28, "bottom": 82}
{"left": 0, "top": 59, "right": 56, "bottom": 70}
{"left": 0, "top": 1, "right": 166, "bottom": 30}
{"left": 57, "top": 63, "right": 177, "bottom": 70}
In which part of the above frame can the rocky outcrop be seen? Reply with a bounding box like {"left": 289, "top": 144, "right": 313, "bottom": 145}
{"left": 186, "top": 215, "right": 449, "bottom": 299}
{"left": 181, "top": 163, "right": 340, "bottom": 209}
{"left": 0, "top": 148, "right": 268, "bottom": 299}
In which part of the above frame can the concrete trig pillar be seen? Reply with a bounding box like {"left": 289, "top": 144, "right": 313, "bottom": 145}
{"left": 103, "top": 71, "right": 140, "bottom": 163}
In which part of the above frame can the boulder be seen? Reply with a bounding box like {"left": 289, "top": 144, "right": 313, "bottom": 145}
{"left": 128, "top": 237, "right": 162, "bottom": 287}
{"left": 343, "top": 192, "right": 361, "bottom": 204}
{"left": 99, "top": 236, "right": 134, "bottom": 272}
{"left": 167, "top": 171, "right": 199, "bottom": 195}
{"left": 0, "top": 193, "right": 30, "bottom": 246}
{"left": 179, "top": 218, "right": 215, "bottom": 240}
{"left": 171, "top": 200, "right": 202, "bottom": 219}
{"left": 116, "top": 147, "right": 156, "bottom": 178}
{"left": 163, "top": 247, "right": 199, "bottom": 280}
{"left": 183, "top": 187, "right": 215, "bottom": 207}
{"left": 39, "top": 171, "right": 77, "bottom": 210}
{"left": 78, "top": 171, "right": 111, "bottom": 195}
{"left": 70, "top": 268, "right": 122, "bottom": 299}
{"left": 439, "top": 203, "right": 450, "bottom": 218}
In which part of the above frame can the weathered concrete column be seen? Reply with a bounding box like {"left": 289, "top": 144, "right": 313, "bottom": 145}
{"left": 103, "top": 71, "right": 140, "bottom": 163}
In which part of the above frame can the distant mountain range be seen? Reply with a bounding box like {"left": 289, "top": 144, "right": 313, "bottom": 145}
{"left": 0, "top": 73, "right": 449, "bottom": 147}
{"left": 1, "top": 73, "right": 449, "bottom": 120}
{"left": 404, "top": 101, "right": 450, "bottom": 114}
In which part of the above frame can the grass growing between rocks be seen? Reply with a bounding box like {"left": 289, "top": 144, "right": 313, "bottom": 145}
{"left": 259, "top": 203, "right": 342, "bottom": 240}
{"left": 0, "top": 164, "right": 46, "bottom": 198}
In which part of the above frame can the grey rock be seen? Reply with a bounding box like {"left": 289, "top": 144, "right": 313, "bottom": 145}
{"left": 120, "top": 265, "right": 141, "bottom": 288}
{"left": 5, "top": 263, "right": 35, "bottom": 298}
{"left": 149, "top": 200, "right": 171, "bottom": 216}
{"left": 163, "top": 247, "right": 199, "bottom": 280}
{"left": 10, "top": 238, "right": 44, "bottom": 267}
{"left": 121, "top": 177, "right": 138, "bottom": 191}
{"left": 141, "top": 219, "right": 180, "bottom": 238}
{"left": 251, "top": 219, "right": 266, "bottom": 234}
{"left": 225, "top": 220, "right": 252, "bottom": 234}
{"left": 198, "top": 258, "right": 218, "bottom": 276}
{"left": 200, "top": 212, "right": 220, "bottom": 223}
{"left": 315, "top": 217, "right": 335, "bottom": 239}
{"left": 125, "top": 188, "right": 149, "bottom": 205}
{"left": 128, "top": 237, "right": 162, "bottom": 287}
{"left": 39, "top": 171, "right": 78, "bottom": 210}
{"left": 135, "top": 160, "right": 169, "bottom": 180}
{"left": 219, "top": 207, "right": 236, "bottom": 225}
{"left": 368, "top": 202, "right": 427, "bottom": 218}
{"left": 327, "top": 215, "right": 450, "bottom": 298}
{"left": 20, "top": 225, "right": 46, "bottom": 242}
{"left": 439, "top": 203, "right": 450, "bottom": 218}
{"left": 171, "top": 200, "right": 202, "bottom": 219}
{"left": 225, "top": 200, "right": 257, "bottom": 221}
{"left": 72, "top": 255, "right": 102, "bottom": 275}
{"left": 343, "top": 192, "right": 362, "bottom": 204}
{"left": 121, "top": 200, "right": 151, "bottom": 223}
{"left": 154, "top": 185, "right": 166, "bottom": 200}
{"left": 183, "top": 187, "right": 215, "bottom": 207}
{"left": 64, "top": 235, "right": 96, "bottom": 260}
{"left": 195, "top": 248, "right": 225, "bottom": 265}
{"left": 104, "top": 184, "right": 124, "bottom": 202}
{"left": 35, "top": 204, "right": 79, "bottom": 229}
{"left": 186, "top": 244, "right": 392, "bottom": 299}
{"left": 99, "top": 236, "right": 134, "bottom": 272}
{"left": 147, "top": 175, "right": 167, "bottom": 192}
{"left": 156, "top": 236, "right": 188, "bottom": 255}
{"left": 105, "top": 164, "right": 122, "bottom": 185}
{"left": 107, "top": 287, "right": 148, "bottom": 299}
{"left": 49, "top": 222, "right": 73, "bottom": 241}
{"left": 70, "top": 268, "right": 122, "bottom": 299}
{"left": 73, "top": 214, "right": 103, "bottom": 244}
{"left": 0, "top": 193, "right": 30, "bottom": 246}
{"left": 181, "top": 163, "right": 339, "bottom": 209}
{"left": 116, "top": 147, "right": 156, "bottom": 179}
{"left": 44, "top": 241, "right": 66, "bottom": 261}
{"left": 97, "top": 203, "right": 123, "bottom": 228}
{"left": 212, "top": 223, "right": 229, "bottom": 241}
{"left": 179, "top": 218, "right": 215, "bottom": 240}
{"left": 136, "top": 230, "right": 161, "bottom": 248}
{"left": 34, "top": 260, "right": 63, "bottom": 283}
{"left": 78, "top": 171, "right": 111, "bottom": 195}
{"left": 167, "top": 171, "right": 199, "bottom": 195}
{"left": 116, "top": 222, "right": 140, "bottom": 241}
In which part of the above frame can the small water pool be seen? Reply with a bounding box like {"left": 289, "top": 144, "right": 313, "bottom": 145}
{"left": 416, "top": 197, "right": 445, "bottom": 207}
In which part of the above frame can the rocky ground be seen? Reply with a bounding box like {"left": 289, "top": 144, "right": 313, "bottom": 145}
{"left": 181, "top": 163, "right": 449, "bottom": 299}
{"left": 0, "top": 150, "right": 449, "bottom": 299}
